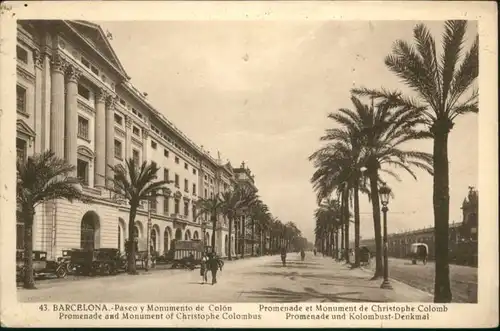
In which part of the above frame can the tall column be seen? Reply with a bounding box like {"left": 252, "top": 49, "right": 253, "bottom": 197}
{"left": 105, "top": 96, "right": 116, "bottom": 187}
{"left": 64, "top": 65, "right": 81, "bottom": 175}
{"left": 94, "top": 88, "right": 107, "bottom": 187}
{"left": 125, "top": 115, "right": 132, "bottom": 160}
{"left": 42, "top": 52, "right": 51, "bottom": 151}
{"left": 33, "top": 50, "right": 44, "bottom": 153}
{"left": 142, "top": 129, "right": 149, "bottom": 162}
{"left": 50, "top": 54, "right": 66, "bottom": 158}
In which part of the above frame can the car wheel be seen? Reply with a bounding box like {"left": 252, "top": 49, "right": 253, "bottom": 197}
{"left": 56, "top": 266, "right": 67, "bottom": 278}
{"left": 102, "top": 263, "right": 111, "bottom": 276}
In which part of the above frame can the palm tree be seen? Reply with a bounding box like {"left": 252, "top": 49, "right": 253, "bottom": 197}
{"left": 284, "top": 221, "right": 301, "bottom": 250}
{"left": 196, "top": 194, "right": 224, "bottom": 254}
{"left": 255, "top": 210, "right": 272, "bottom": 255}
{"left": 219, "top": 184, "right": 257, "bottom": 260}
{"left": 16, "top": 151, "right": 90, "bottom": 289}
{"left": 314, "top": 198, "right": 341, "bottom": 256}
{"left": 310, "top": 127, "right": 367, "bottom": 266}
{"left": 248, "top": 199, "right": 269, "bottom": 256}
{"left": 269, "top": 217, "right": 283, "bottom": 253}
{"left": 109, "top": 159, "right": 170, "bottom": 274}
{"left": 352, "top": 21, "right": 478, "bottom": 301}
{"left": 315, "top": 95, "right": 433, "bottom": 278}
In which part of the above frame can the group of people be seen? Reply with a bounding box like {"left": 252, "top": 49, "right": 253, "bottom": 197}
{"left": 199, "top": 252, "right": 224, "bottom": 285}
{"left": 279, "top": 248, "right": 306, "bottom": 266}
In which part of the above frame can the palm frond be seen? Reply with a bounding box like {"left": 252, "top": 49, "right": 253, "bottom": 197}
{"left": 441, "top": 20, "right": 468, "bottom": 106}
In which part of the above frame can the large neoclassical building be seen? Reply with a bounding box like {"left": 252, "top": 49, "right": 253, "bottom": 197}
{"left": 15, "top": 20, "right": 259, "bottom": 260}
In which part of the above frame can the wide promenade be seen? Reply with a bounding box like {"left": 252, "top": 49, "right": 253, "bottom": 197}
{"left": 362, "top": 257, "right": 478, "bottom": 303}
{"left": 18, "top": 254, "right": 432, "bottom": 303}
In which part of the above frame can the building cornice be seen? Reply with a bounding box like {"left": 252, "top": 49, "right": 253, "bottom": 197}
{"left": 16, "top": 65, "right": 35, "bottom": 84}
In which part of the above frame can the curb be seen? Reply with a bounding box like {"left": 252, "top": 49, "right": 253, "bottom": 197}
{"left": 356, "top": 265, "right": 434, "bottom": 298}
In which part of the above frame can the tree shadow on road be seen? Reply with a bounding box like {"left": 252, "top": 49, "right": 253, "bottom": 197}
{"left": 248, "top": 271, "right": 368, "bottom": 282}
{"left": 244, "top": 287, "right": 385, "bottom": 303}
{"left": 263, "top": 263, "right": 323, "bottom": 269}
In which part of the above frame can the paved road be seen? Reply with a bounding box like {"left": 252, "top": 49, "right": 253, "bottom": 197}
{"left": 364, "top": 257, "right": 478, "bottom": 303}
{"left": 18, "top": 254, "right": 432, "bottom": 303}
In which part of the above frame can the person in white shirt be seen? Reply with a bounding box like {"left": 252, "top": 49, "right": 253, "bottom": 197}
{"left": 200, "top": 253, "right": 208, "bottom": 284}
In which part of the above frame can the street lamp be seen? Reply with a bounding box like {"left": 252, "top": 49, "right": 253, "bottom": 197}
{"left": 379, "top": 182, "right": 393, "bottom": 290}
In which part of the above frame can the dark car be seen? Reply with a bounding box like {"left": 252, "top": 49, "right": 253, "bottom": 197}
{"left": 16, "top": 250, "right": 67, "bottom": 281}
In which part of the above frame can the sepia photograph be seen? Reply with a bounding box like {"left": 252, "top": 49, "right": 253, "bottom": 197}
{"left": 0, "top": 1, "right": 497, "bottom": 328}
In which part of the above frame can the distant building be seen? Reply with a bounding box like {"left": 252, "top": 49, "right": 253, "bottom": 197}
{"left": 358, "top": 187, "right": 478, "bottom": 265}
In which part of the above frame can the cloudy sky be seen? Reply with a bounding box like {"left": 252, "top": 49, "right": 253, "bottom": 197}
{"left": 98, "top": 20, "right": 478, "bottom": 242}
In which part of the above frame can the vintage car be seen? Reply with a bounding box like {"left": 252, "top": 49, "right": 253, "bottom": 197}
{"left": 70, "top": 248, "right": 124, "bottom": 276}
{"left": 57, "top": 249, "right": 78, "bottom": 274}
{"left": 410, "top": 243, "right": 429, "bottom": 265}
{"left": 16, "top": 250, "right": 67, "bottom": 281}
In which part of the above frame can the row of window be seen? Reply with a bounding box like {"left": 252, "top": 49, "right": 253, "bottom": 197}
{"left": 163, "top": 168, "right": 197, "bottom": 195}
{"left": 150, "top": 196, "right": 196, "bottom": 220}
{"left": 150, "top": 139, "right": 197, "bottom": 174}
{"left": 150, "top": 123, "right": 199, "bottom": 165}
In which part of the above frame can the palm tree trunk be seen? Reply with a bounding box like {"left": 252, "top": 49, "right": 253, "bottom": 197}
{"left": 344, "top": 188, "right": 350, "bottom": 263}
{"left": 353, "top": 180, "right": 361, "bottom": 268}
{"left": 228, "top": 217, "right": 233, "bottom": 260}
{"left": 331, "top": 229, "right": 335, "bottom": 259}
{"left": 340, "top": 196, "right": 345, "bottom": 261}
{"left": 240, "top": 216, "right": 245, "bottom": 258}
{"left": 251, "top": 218, "right": 255, "bottom": 256}
{"left": 368, "top": 170, "right": 383, "bottom": 279}
{"left": 235, "top": 220, "right": 239, "bottom": 256}
{"left": 433, "top": 129, "right": 452, "bottom": 302}
{"left": 22, "top": 206, "right": 36, "bottom": 289}
{"left": 335, "top": 230, "right": 340, "bottom": 260}
{"left": 128, "top": 203, "right": 138, "bottom": 275}
{"left": 211, "top": 213, "right": 217, "bottom": 253}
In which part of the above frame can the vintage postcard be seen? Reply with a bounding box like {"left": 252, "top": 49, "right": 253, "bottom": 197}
{"left": 0, "top": 0, "right": 498, "bottom": 328}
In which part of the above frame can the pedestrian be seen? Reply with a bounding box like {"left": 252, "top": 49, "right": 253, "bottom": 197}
{"left": 207, "top": 253, "right": 220, "bottom": 285}
{"left": 200, "top": 253, "right": 208, "bottom": 284}
{"left": 280, "top": 247, "right": 287, "bottom": 267}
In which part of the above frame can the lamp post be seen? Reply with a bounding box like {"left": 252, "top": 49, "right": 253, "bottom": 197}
{"left": 379, "top": 182, "right": 393, "bottom": 290}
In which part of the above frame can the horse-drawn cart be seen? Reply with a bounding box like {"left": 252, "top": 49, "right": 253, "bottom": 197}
{"left": 410, "top": 243, "right": 428, "bottom": 265}
{"left": 170, "top": 240, "right": 204, "bottom": 269}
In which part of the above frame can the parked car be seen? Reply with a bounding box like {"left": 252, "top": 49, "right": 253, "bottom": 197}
{"left": 70, "top": 248, "right": 124, "bottom": 276}
{"left": 16, "top": 250, "right": 67, "bottom": 281}
{"left": 57, "top": 249, "right": 77, "bottom": 274}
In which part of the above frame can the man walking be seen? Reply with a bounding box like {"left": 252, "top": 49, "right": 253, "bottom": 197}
{"left": 207, "top": 253, "right": 220, "bottom": 285}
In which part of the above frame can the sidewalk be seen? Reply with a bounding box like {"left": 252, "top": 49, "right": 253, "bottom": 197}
{"left": 275, "top": 256, "right": 433, "bottom": 303}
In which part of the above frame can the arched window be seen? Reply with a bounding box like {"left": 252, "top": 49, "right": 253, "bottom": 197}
{"left": 81, "top": 212, "right": 99, "bottom": 251}
{"left": 134, "top": 226, "right": 139, "bottom": 238}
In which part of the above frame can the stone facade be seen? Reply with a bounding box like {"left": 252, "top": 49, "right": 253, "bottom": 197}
{"left": 15, "top": 20, "right": 258, "bottom": 260}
